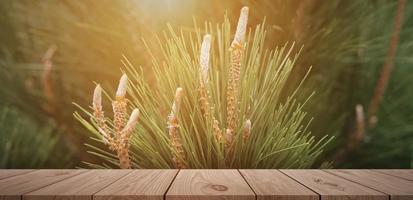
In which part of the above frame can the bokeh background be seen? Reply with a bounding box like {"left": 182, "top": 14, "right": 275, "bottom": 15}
{"left": 0, "top": 0, "right": 412, "bottom": 168}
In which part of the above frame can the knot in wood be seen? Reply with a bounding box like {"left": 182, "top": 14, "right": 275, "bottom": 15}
{"left": 209, "top": 184, "right": 228, "bottom": 191}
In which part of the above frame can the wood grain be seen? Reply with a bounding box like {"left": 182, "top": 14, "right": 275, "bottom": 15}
{"left": 23, "top": 170, "right": 132, "bottom": 200}
{"left": 0, "top": 169, "right": 411, "bottom": 200}
{"left": 376, "top": 169, "right": 413, "bottom": 181}
{"left": 0, "top": 170, "right": 33, "bottom": 180}
{"left": 94, "top": 169, "right": 178, "bottom": 200}
{"left": 281, "top": 169, "right": 387, "bottom": 200}
{"left": 326, "top": 170, "right": 413, "bottom": 200}
{"left": 239, "top": 169, "right": 318, "bottom": 200}
{"left": 0, "top": 170, "right": 85, "bottom": 200}
{"left": 166, "top": 169, "right": 255, "bottom": 200}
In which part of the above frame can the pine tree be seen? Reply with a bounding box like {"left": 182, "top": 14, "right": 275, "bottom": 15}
{"left": 75, "top": 7, "right": 331, "bottom": 169}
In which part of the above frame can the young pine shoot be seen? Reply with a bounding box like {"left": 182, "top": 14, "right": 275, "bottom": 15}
{"left": 75, "top": 6, "right": 331, "bottom": 169}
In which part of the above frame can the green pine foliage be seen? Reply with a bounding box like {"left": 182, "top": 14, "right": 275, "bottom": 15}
{"left": 235, "top": 0, "right": 413, "bottom": 168}
{"left": 0, "top": 51, "right": 73, "bottom": 168}
{"left": 75, "top": 10, "right": 332, "bottom": 169}
{"left": 340, "top": 1, "right": 413, "bottom": 167}
{"left": 0, "top": 106, "right": 72, "bottom": 168}
{"left": 0, "top": 0, "right": 411, "bottom": 168}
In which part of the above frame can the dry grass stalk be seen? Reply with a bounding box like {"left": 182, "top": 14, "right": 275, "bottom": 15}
{"left": 41, "top": 45, "right": 57, "bottom": 113}
{"left": 368, "top": 0, "right": 406, "bottom": 128}
{"left": 168, "top": 87, "right": 186, "bottom": 168}
{"left": 224, "top": 128, "right": 234, "bottom": 150}
{"left": 200, "top": 34, "right": 212, "bottom": 85}
{"left": 93, "top": 85, "right": 113, "bottom": 146}
{"left": 334, "top": 104, "right": 366, "bottom": 163}
{"left": 92, "top": 74, "right": 139, "bottom": 169}
{"left": 199, "top": 34, "right": 211, "bottom": 119}
{"left": 199, "top": 34, "right": 212, "bottom": 118}
{"left": 243, "top": 119, "right": 252, "bottom": 144}
{"left": 117, "top": 108, "right": 139, "bottom": 169}
{"left": 213, "top": 119, "right": 223, "bottom": 142}
{"left": 116, "top": 148, "right": 131, "bottom": 169}
{"left": 348, "top": 104, "right": 365, "bottom": 150}
{"left": 199, "top": 84, "right": 209, "bottom": 118}
{"left": 113, "top": 74, "right": 128, "bottom": 133}
{"left": 198, "top": 34, "right": 223, "bottom": 143}
{"left": 225, "top": 6, "right": 249, "bottom": 150}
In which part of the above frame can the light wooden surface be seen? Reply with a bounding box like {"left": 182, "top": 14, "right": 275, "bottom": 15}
{"left": 0, "top": 170, "right": 85, "bottom": 200}
{"left": 0, "top": 170, "right": 33, "bottom": 180}
{"left": 281, "top": 169, "right": 387, "bottom": 200}
{"left": 0, "top": 169, "right": 411, "bottom": 200}
{"left": 24, "top": 170, "right": 132, "bottom": 200}
{"left": 95, "top": 169, "right": 178, "bottom": 200}
{"left": 240, "top": 169, "right": 318, "bottom": 200}
{"left": 326, "top": 170, "right": 413, "bottom": 200}
{"left": 166, "top": 169, "right": 255, "bottom": 200}
{"left": 377, "top": 169, "right": 413, "bottom": 181}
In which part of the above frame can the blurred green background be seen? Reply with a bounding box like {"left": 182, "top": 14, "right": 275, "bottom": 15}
{"left": 0, "top": 0, "right": 412, "bottom": 168}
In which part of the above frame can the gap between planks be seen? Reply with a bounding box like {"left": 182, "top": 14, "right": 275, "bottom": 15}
{"left": 240, "top": 169, "right": 319, "bottom": 200}
{"left": 324, "top": 169, "right": 413, "bottom": 200}
{"left": 0, "top": 170, "right": 34, "bottom": 180}
{"left": 0, "top": 170, "right": 412, "bottom": 200}
{"left": 166, "top": 169, "right": 256, "bottom": 200}
{"left": 281, "top": 169, "right": 388, "bottom": 200}
{"left": 0, "top": 169, "right": 87, "bottom": 200}
{"left": 375, "top": 169, "right": 413, "bottom": 181}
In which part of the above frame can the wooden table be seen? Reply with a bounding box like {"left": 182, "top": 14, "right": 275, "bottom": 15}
{"left": 0, "top": 169, "right": 411, "bottom": 200}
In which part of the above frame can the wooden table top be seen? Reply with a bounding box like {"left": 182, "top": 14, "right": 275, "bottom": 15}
{"left": 0, "top": 169, "right": 411, "bottom": 200}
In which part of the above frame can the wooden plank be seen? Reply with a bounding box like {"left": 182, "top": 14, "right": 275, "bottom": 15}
{"left": 326, "top": 170, "right": 413, "bottom": 200}
{"left": 376, "top": 169, "right": 413, "bottom": 181}
{"left": 0, "top": 170, "right": 85, "bottom": 200}
{"left": 239, "top": 169, "right": 318, "bottom": 200}
{"left": 23, "top": 170, "right": 132, "bottom": 200}
{"left": 94, "top": 169, "right": 178, "bottom": 200}
{"left": 166, "top": 169, "right": 255, "bottom": 200}
{"left": 0, "top": 170, "right": 33, "bottom": 180}
{"left": 281, "top": 169, "right": 387, "bottom": 200}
